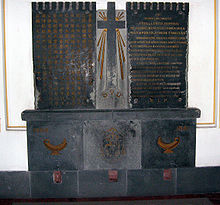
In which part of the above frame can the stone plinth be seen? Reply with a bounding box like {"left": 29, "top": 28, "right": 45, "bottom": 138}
{"left": 22, "top": 108, "right": 200, "bottom": 171}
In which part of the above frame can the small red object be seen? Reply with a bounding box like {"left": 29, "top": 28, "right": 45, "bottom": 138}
{"left": 163, "top": 169, "right": 172, "bottom": 181}
{"left": 108, "top": 170, "right": 118, "bottom": 182}
{"left": 53, "top": 171, "right": 62, "bottom": 184}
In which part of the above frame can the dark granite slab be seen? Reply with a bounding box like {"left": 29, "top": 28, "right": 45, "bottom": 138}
{"left": 127, "top": 2, "right": 189, "bottom": 108}
{"left": 0, "top": 172, "right": 30, "bottom": 199}
{"left": 22, "top": 109, "right": 113, "bottom": 121}
{"left": 27, "top": 121, "right": 83, "bottom": 171}
{"left": 112, "top": 108, "right": 200, "bottom": 120}
{"left": 32, "top": 2, "right": 96, "bottom": 109}
{"left": 22, "top": 108, "right": 200, "bottom": 121}
{"left": 78, "top": 170, "right": 126, "bottom": 197}
{"left": 127, "top": 169, "right": 176, "bottom": 196}
{"left": 177, "top": 167, "right": 220, "bottom": 194}
{"left": 142, "top": 119, "right": 196, "bottom": 168}
{"left": 83, "top": 120, "right": 141, "bottom": 169}
{"left": 30, "top": 171, "right": 77, "bottom": 198}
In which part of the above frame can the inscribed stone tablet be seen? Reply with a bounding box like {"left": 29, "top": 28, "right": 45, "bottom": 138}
{"left": 32, "top": 2, "right": 96, "bottom": 109}
{"left": 127, "top": 2, "right": 189, "bottom": 108}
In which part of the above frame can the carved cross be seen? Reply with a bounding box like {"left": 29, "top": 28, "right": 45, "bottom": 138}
{"left": 98, "top": 2, "right": 125, "bottom": 86}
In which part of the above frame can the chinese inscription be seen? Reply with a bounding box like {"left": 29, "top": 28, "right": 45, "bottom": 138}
{"left": 32, "top": 2, "right": 96, "bottom": 109}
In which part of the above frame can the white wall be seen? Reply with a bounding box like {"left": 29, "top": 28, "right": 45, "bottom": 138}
{"left": 0, "top": 0, "right": 219, "bottom": 171}
{"left": 0, "top": 0, "right": 28, "bottom": 170}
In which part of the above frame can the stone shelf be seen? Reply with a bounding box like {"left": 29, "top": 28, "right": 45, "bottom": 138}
{"left": 22, "top": 108, "right": 200, "bottom": 121}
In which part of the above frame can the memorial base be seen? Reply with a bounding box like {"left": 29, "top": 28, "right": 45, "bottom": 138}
{"left": 10, "top": 108, "right": 207, "bottom": 199}
{"left": 0, "top": 167, "right": 220, "bottom": 198}
{"left": 22, "top": 108, "right": 200, "bottom": 170}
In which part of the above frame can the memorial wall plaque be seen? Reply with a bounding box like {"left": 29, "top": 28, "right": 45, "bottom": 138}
{"left": 32, "top": 2, "right": 96, "bottom": 109}
{"left": 127, "top": 2, "right": 189, "bottom": 108}
{"left": 22, "top": 3, "right": 201, "bottom": 196}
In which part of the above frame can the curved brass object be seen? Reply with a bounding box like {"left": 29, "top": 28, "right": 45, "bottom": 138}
{"left": 43, "top": 138, "right": 67, "bottom": 155}
{"left": 157, "top": 136, "right": 180, "bottom": 153}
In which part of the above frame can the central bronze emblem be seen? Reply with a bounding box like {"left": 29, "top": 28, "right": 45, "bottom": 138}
{"left": 101, "top": 128, "right": 125, "bottom": 161}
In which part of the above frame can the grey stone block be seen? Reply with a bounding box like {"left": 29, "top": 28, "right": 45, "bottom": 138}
{"left": 79, "top": 170, "right": 126, "bottom": 197}
{"left": 22, "top": 110, "right": 113, "bottom": 121}
{"left": 28, "top": 121, "right": 83, "bottom": 171}
{"left": 0, "top": 172, "right": 30, "bottom": 199}
{"left": 112, "top": 108, "right": 201, "bottom": 120}
{"left": 127, "top": 169, "right": 176, "bottom": 196}
{"left": 22, "top": 108, "right": 201, "bottom": 121}
{"left": 177, "top": 167, "right": 220, "bottom": 194}
{"left": 142, "top": 119, "right": 196, "bottom": 168}
{"left": 30, "top": 171, "right": 78, "bottom": 198}
{"left": 83, "top": 120, "right": 141, "bottom": 170}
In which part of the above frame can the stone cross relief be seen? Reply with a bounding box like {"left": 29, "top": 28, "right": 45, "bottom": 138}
{"left": 96, "top": 2, "right": 128, "bottom": 109}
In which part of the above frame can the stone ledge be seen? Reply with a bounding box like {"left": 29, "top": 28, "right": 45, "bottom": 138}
{"left": 22, "top": 108, "right": 200, "bottom": 121}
